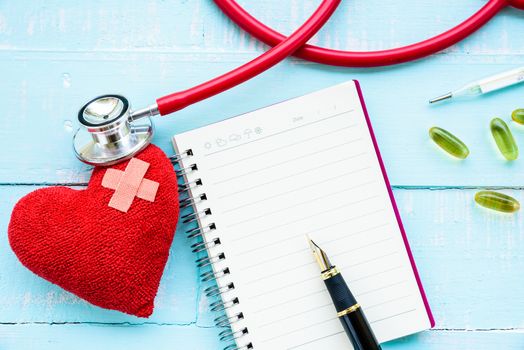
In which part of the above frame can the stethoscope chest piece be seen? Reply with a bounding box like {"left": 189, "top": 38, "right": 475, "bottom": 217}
{"left": 73, "top": 95, "right": 154, "bottom": 166}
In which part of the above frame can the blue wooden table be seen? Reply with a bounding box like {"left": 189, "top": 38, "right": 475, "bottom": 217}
{"left": 1, "top": 1, "right": 524, "bottom": 349}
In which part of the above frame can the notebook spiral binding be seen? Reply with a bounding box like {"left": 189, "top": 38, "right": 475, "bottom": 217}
{"left": 173, "top": 149, "right": 254, "bottom": 350}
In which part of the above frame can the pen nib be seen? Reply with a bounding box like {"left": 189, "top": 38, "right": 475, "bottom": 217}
{"left": 308, "top": 238, "right": 332, "bottom": 272}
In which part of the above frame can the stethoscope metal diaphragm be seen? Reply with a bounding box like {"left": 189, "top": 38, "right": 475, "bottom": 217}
{"left": 73, "top": 94, "right": 154, "bottom": 166}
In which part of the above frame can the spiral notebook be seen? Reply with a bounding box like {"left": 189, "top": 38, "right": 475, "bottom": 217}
{"left": 172, "top": 81, "right": 434, "bottom": 350}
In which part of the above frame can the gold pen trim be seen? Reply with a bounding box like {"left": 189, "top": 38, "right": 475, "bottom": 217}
{"left": 336, "top": 303, "right": 361, "bottom": 317}
{"left": 321, "top": 267, "right": 339, "bottom": 280}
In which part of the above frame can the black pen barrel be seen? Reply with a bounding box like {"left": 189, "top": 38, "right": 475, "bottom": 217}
{"left": 323, "top": 270, "right": 381, "bottom": 350}
{"left": 339, "top": 309, "right": 381, "bottom": 350}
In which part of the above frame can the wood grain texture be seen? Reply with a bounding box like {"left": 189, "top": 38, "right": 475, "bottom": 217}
{"left": 0, "top": 1, "right": 524, "bottom": 185}
{"left": 1, "top": 0, "right": 524, "bottom": 348}
{"left": 3, "top": 187, "right": 524, "bottom": 347}
{"left": 0, "top": 326, "right": 522, "bottom": 350}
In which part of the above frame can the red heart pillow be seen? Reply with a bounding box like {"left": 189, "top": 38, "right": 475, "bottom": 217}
{"left": 8, "top": 145, "right": 179, "bottom": 317}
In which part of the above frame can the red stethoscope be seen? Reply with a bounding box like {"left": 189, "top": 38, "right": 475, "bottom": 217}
{"left": 73, "top": 0, "right": 524, "bottom": 166}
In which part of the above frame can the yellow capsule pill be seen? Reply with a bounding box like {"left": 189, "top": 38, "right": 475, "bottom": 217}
{"left": 429, "top": 127, "right": 469, "bottom": 159}
{"left": 490, "top": 118, "right": 518, "bottom": 160}
{"left": 475, "top": 191, "right": 520, "bottom": 213}
{"left": 512, "top": 108, "right": 524, "bottom": 125}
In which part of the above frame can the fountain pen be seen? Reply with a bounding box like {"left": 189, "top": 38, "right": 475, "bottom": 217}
{"left": 308, "top": 239, "right": 381, "bottom": 350}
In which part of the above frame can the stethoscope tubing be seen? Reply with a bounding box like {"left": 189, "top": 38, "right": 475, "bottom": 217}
{"left": 74, "top": 0, "right": 343, "bottom": 166}
{"left": 156, "top": 0, "right": 516, "bottom": 116}
{"left": 74, "top": 0, "right": 524, "bottom": 166}
{"left": 214, "top": 0, "right": 509, "bottom": 67}
{"left": 156, "top": 0, "right": 341, "bottom": 115}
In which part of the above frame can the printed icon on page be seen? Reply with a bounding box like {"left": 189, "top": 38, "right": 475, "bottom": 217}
{"left": 254, "top": 127, "right": 263, "bottom": 135}
{"left": 204, "top": 142, "right": 212, "bottom": 150}
{"left": 244, "top": 129, "right": 253, "bottom": 139}
{"left": 229, "top": 133, "right": 242, "bottom": 142}
{"left": 216, "top": 138, "right": 227, "bottom": 147}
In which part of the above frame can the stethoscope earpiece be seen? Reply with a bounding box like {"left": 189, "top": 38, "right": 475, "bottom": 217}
{"left": 73, "top": 95, "right": 154, "bottom": 166}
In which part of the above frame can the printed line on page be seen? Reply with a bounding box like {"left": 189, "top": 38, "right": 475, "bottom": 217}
{"left": 252, "top": 288, "right": 412, "bottom": 316}
{"left": 233, "top": 209, "right": 387, "bottom": 256}
{"left": 238, "top": 221, "right": 390, "bottom": 271}
{"left": 260, "top": 295, "right": 415, "bottom": 343}
{"left": 370, "top": 308, "right": 417, "bottom": 324}
{"left": 261, "top": 305, "right": 417, "bottom": 340}
{"left": 257, "top": 303, "right": 334, "bottom": 329}
{"left": 287, "top": 331, "right": 345, "bottom": 350}
{"left": 230, "top": 195, "right": 380, "bottom": 243}
{"left": 233, "top": 208, "right": 387, "bottom": 257}
{"left": 248, "top": 251, "right": 400, "bottom": 300}
{"left": 253, "top": 289, "right": 327, "bottom": 314}
{"left": 257, "top": 275, "right": 410, "bottom": 329}
{"left": 226, "top": 179, "right": 376, "bottom": 227}
{"left": 244, "top": 236, "right": 395, "bottom": 286}
{"left": 204, "top": 109, "right": 354, "bottom": 156}
{"left": 261, "top": 316, "right": 339, "bottom": 343}
{"left": 212, "top": 140, "right": 361, "bottom": 185}
{"left": 358, "top": 280, "right": 408, "bottom": 298}
{"left": 208, "top": 125, "right": 357, "bottom": 170}
{"left": 365, "top": 294, "right": 415, "bottom": 311}
{"left": 218, "top": 153, "right": 368, "bottom": 201}
{"left": 351, "top": 265, "right": 403, "bottom": 283}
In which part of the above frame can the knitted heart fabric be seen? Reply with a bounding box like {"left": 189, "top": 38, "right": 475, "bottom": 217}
{"left": 8, "top": 145, "right": 179, "bottom": 317}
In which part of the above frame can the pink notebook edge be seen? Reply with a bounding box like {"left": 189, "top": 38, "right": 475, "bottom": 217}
{"left": 353, "top": 80, "right": 435, "bottom": 328}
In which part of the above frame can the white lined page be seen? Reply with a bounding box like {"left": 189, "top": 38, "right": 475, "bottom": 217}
{"left": 173, "top": 81, "right": 431, "bottom": 350}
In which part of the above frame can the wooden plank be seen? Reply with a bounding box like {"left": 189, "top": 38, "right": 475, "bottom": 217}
{"left": 1, "top": 1, "right": 524, "bottom": 348}
{"left": 0, "top": 1, "right": 523, "bottom": 185}
{"left": 2, "top": 0, "right": 523, "bottom": 54}
{"left": 2, "top": 186, "right": 524, "bottom": 331}
{"left": 393, "top": 189, "right": 524, "bottom": 330}
{"left": 0, "top": 325, "right": 522, "bottom": 350}
{"left": 0, "top": 324, "right": 223, "bottom": 350}
{"left": 385, "top": 330, "right": 524, "bottom": 349}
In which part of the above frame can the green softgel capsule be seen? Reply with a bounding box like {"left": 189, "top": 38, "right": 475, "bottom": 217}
{"left": 429, "top": 127, "right": 469, "bottom": 159}
{"left": 512, "top": 108, "right": 524, "bottom": 125}
{"left": 475, "top": 191, "right": 520, "bottom": 213}
{"left": 490, "top": 117, "right": 518, "bottom": 160}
